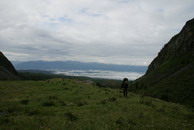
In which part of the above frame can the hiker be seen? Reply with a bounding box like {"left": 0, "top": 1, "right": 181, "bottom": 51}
{"left": 121, "top": 78, "right": 128, "bottom": 97}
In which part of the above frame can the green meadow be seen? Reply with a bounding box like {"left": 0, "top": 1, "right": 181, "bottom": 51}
{"left": 0, "top": 78, "right": 194, "bottom": 130}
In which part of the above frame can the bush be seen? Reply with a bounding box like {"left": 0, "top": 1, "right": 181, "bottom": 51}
{"left": 48, "top": 96, "right": 58, "bottom": 99}
{"left": 109, "top": 97, "right": 117, "bottom": 102}
{"left": 42, "top": 101, "right": 55, "bottom": 106}
{"left": 20, "top": 99, "right": 29, "bottom": 105}
{"left": 27, "top": 110, "right": 40, "bottom": 116}
{"left": 76, "top": 101, "right": 88, "bottom": 107}
{"left": 0, "top": 118, "right": 10, "bottom": 124}
{"left": 100, "top": 99, "right": 107, "bottom": 105}
{"left": 64, "top": 112, "right": 78, "bottom": 121}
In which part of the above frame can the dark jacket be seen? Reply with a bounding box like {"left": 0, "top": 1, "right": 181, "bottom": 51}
{"left": 123, "top": 82, "right": 128, "bottom": 89}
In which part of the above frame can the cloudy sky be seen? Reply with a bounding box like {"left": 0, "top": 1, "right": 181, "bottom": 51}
{"left": 1, "top": 0, "right": 194, "bottom": 65}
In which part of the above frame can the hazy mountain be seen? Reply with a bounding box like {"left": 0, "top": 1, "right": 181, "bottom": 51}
{"left": 14, "top": 61, "right": 147, "bottom": 73}
{"left": 131, "top": 18, "right": 194, "bottom": 107}
{"left": 0, "top": 51, "right": 18, "bottom": 80}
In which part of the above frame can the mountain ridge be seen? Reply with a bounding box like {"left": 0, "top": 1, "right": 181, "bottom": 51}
{"left": 131, "top": 18, "right": 194, "bottom": 107}
{"left": 0, "top": 51, "right": 18, "bottom": 80}
{"left": 146, "top": 18, "right": 194, "bottom": 74}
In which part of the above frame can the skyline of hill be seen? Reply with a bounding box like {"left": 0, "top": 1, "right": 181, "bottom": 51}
{"left": 0, "top": 51, "right": 18, "bottom": 80}
{"left": 131, "top": 18, "right": 194, "bottom": 107}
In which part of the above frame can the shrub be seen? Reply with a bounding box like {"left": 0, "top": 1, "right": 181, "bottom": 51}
{"left": 63, "top": 87, "right": 69, "bottom": 90}
{"left": 59, "top": 101, "right": 67, "bottom": 106}
{"left": 137, "top": 112, "right": 144, "bottom": 118}
{"left": 42, "top": 101, "right": 55, "bottom": 106}
{"left": 128, "top": 119, "right": 136, "bottom": 126}
{"left": 115, "top": 118, "right": 124, "bottom": 126}
{"left": 139, "top": 95, "right": 144, "bottom": 104}
{"left": 109, "top": 97, "right": 117, "bottom": 102}
{"left": 115, "top": 118, "right": 128, "bottom": 128}
{"left": 100, "top": 99, "right": 107, "bottom": 105}
{"left": 27, "top": 110, "right": 40, "bottom": 116}
{"left": 144, "top": 100, "right": 154, "bottom": 107}
{"left": 64, "top": 112, "right": 78, "bottom": 121}
{"left": 0, "top": 118, "right": 10, "bottom": 124}
{"left": 20, "top": 99, "right": 29, "bottom": 105}
{"left": 76, "top": 101, "right": 88, "bottom": 107}
{"left": 48, "top": 96, "right": 58, "bottom": 99}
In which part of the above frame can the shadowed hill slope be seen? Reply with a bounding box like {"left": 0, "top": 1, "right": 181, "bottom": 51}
{"left": 0, "top": 51, "right": 18, "bottom": 80}
{"left": 131, "top": 18, "right": 194, "bottom": 107}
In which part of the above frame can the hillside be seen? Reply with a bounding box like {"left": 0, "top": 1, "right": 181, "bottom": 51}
{"left": 131, "top": 18, "right": 194, "bottom": 107}
{"left": 0, "top": 78, "right": 194, "bottom": 129}
{"left": 0, "top": 51, "right": 18, "bottom": 80}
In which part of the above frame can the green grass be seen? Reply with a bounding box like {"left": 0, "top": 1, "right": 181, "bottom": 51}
{"left": 0, "top": 78, "right": 194, "bottom": 130}
{"left": 18, "top": 72, "right": 122, "bottom": 89}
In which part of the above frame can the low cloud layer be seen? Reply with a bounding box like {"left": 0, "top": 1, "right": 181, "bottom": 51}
{"left": 1, "top": 0, "right": 194, "bottom": 65}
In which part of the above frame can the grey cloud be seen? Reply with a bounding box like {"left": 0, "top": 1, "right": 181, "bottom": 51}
{"left": 0, "top": 0, "right": 194, "bottom": 65}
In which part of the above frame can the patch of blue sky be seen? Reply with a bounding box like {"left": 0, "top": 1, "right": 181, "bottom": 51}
{"left": 43, "top": 16, "right": 73, "bottom": 29}
{"left": 43, "top": 22, "right": 60, "bottom": 30}
{"left": 48, "top": 16, "right": 73, "bottom": 23}
{"left": 57, "top": 16, "right": 73, "bottom": 23}
{"left": 80, "top": 8, "right": 102, "bottom": 17}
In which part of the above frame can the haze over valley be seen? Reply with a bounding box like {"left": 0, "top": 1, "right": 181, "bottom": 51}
{"left": 13, "top": 60, "right": 147, "bottom": 80}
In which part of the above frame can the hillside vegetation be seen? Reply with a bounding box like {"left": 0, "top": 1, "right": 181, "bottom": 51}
{"left": 130, "top": 18, "right": 194, "bottom": 107}
{"left": 0, "top": 51, "right": 18, "bottom": 80}
{"left": 0, "top": 78, "right": 194, "bottom": 130}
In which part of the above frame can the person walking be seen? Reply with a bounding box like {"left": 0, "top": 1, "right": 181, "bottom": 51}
{"left": 121, "top": 78, "right": 129, "bottom": 97}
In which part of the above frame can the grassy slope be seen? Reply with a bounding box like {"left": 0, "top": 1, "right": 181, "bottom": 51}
{"left": 0, "top": 79, "right": 194, "bottom": 130}
{"left": 131, "top": 18, "right": 194, "bottom": 107}
{"left": 132, "top": 56, "right": 194, "bottom": 107}
{"left": 18, "top": 72, "right": 122, "bottom": 89}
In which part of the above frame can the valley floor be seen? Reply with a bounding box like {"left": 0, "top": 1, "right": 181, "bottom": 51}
{"left": 0, "top": 78, "right": 194, "bottom": 130}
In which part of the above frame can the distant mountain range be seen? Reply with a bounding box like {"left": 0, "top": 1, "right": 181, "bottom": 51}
{"left": 132, "top": 18, "right": 194, "bottom": 107}
{"left": 14, "top": 61, "right": 147, "bottom": 73}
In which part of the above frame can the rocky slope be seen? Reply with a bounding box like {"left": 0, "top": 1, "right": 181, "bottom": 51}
{"left": 132, "top": 18, "right": 194, "bottom": 107}
{"left": 147, "top": 18, "right": 194, "bottom": 74}
{"left": 0, "top": 51, "right": 18, "bottom": 80}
